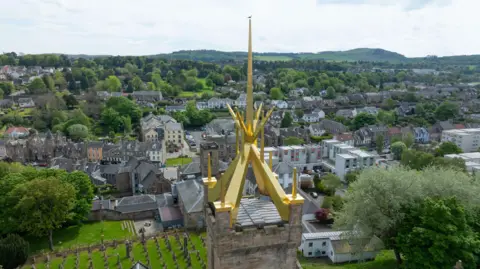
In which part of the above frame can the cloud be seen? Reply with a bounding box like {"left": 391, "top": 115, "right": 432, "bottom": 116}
{"left": 0, "top": 0, "right": 478, "bottom": 57}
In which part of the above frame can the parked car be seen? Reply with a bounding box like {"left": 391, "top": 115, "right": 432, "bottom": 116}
{"left": 310, "top": 192, "right": 318, "bottom": 198}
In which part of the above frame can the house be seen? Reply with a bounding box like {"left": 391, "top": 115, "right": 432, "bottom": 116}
{"left": 175, "top": 180, "right": 204, "bottom": 229}
{"left": 413, "top": 127, "right": 430, "bottom": 144}
{"left": 346, "top": 93, "right": 365, "bottom": 104}
{"left": 0, "top": 99, "right": 14, "bottom": 108}
{"left": 287, "top": 100, "right": 302, "bottom": 110}
{"left": 335, "top": 109, "right": 355, "bottom": 119}
{"left": 396, "top": 103, "right": 416, "bottom": 117}
{"left": 431, "top": 121, "right": 455, "bottom": 141}
{"left": 207, "top": 98, "right": 233, "bottom": 109}
{"left": 17, "top": 97, "right": 35, "bottom": 108}
{"left": 165, "top": 105, "right": 186, "bottom": 113}
{"left": 364, "top": 92, "right": 383, "bottom": 103}
{"left": 289, "top": 88, "right": 308, "bottom": 98}
{"left": 141, "top": 114, "right": 176, "bottom": 141}
{"left": 146, "top": 141, "right": 162, "bottom": 162}
{"left": 196, "top": 101, "right": 208, "bottom": 110}
{"left": 271, "top": 100, "right": 288, "bottom": 109}
{"left": 165, "top": 122, "right": 184, "bottom": 150}
{"left": 280, "top": 127, "right": 310, "bottom": 145}
{"left": 318, "top": 119, "right": 347, "bottom": 135}
{"left": 299, "top": 231, "right": 381, "bottom": 263}
{"left": 302, "top": 113, "right": 320, "bottom": 123}
{"left": 5, "top": 126, "right": 29, "bottom": 139}
{"left": 308, "top": 124, "right": 326, "bottom": 137}
{"left": 87, "top": 141, "right": 104, "bottom": 162}
{"left": 354, "top": 106, "right": 379, "bottom": 116}
{"left": 131, "top": 91, "right": 163, "bottom": 102}
{"left": 333, "top": 132, "right": 354, "bottom": 146}
{"left": 353, "top": 128, "right": 371, "bottom": 148}
{"left": 387, "top": 127, "right": 402, "bottom": 142}
{"left": 235, "top": 94, "right": 247, "bottom": 108}
{"left": 313, "top": 109, "right": 325, "bottom": 120}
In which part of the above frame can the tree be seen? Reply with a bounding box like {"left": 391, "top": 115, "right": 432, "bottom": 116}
{"left": 396, "top": 197, "right": 480, "bottom": 269}
{"left": 63, "top": 94, "right": 79, "bottom": 109}
{"left": 131, "top": 76, "right": 145, "bottom": 91}
{"left": 270, "top": 87, "right": 284, "bottom": 100}
{"left": 0, "top": 81, "right": 15, "bottom": 95}
{"left": 283, "top": 136, "right": 304, "bottom": 146}
{"left": 60, "top": 171, "right": 94, "bottom": 223}
{"left": 352, "top": 112, "right": 376, "bottom": 130}
{"left": 322, "top": 174, "right": 342, "bottom": 194}
{"left": 403, "top": 132, "right": 414, "bottom": 148}
{"left": 28, "top": 77, "right": 47, "bottom": 93}
{"left": 435, "top": 141, "right": 463, "bottom": 157}
{"left": 67, "top": 124, "right": 89, "bottom": 141}
{"left": 43, "top": 75, "right": 55, "bottom": 91}
{"left": 11, "top": 177, "right": 76, "bottom": 250}
{"left": 0, "top": 234, "right": 29, "bottom": 269}
{"left": 281, "top": 112, "right": 293, "bottom": 128}
{"left": 435, "top": 101, "right": 459, "bottom": 121}
{"left": 376, "top": 134, "right": 384, "bottom": 154}
{"left": 345, "top": 171, "right": 359, "bottom": 184}
{"left": 391, "top": 141, "right": 407, "bottom": 160}
{"left": 295, "top": 109, "right": 304, "bottom": 118}
{"left": 325, "top": 86, "right": 336, "bottom": 99}
{"left": 146, "top": 82, "right": 156, "bottom": 91}
{"left": 105, "top": 76, "right": 122, "bottom": 92}
{"left": 415, "top": 103, "right": 425, "bottom": 116}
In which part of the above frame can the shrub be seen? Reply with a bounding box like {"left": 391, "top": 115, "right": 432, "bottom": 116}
{"left": 0, "top": 234, "right": 29, "bottom": 269}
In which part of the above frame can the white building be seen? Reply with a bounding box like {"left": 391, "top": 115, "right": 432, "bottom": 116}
{"left": 441, "top": 128, "right": 480, "bottom": 153}
{"left": 147, "top": 141, "right": 162, "bottom": 162}
{"left": 445, "top": 152, "right": 480, "bottom": 173}
{"left": 321, "top": 139, "right": 377, "bottom": 181}
{"left": 235, "top": 94, "right": 247, "bottom": 109}
{"left": 271, "top": 100, "right": 288, "bottom": 109}
{"left": 299, "top": 232, "right": 379, "bottom": 263}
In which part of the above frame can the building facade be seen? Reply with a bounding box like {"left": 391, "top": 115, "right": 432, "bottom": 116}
{"left": 441, "top": 128, "right": 480, "bottom": 153}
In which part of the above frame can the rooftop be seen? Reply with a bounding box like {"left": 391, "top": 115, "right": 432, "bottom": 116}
{"left": 236, "top": 198, "right": 283, "bottom": 228}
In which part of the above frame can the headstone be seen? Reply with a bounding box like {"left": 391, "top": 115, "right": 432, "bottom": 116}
{"left": 125, "top": 240, "right": 131, "bottom": 259}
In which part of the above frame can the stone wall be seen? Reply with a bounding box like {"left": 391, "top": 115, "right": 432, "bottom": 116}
{"left": 88, "top": 209, "right": 155, "bottom": 221}
{"left": 206, "top": 202, "right": 303, "bottom": 269}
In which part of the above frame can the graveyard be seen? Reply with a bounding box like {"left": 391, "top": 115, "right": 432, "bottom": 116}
{"left": 23, "top": 231, "right": 208, "bottom": 269}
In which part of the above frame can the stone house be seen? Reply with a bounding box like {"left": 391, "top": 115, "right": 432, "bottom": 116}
{"left": 280, "top": 127, "right": 310, "bottom": 145}
{"left": 271, "top": 100, "right": 288, "bottom": 109}
{"left": 165, "top": 122, "right": 184, "bottom": 150}
{"left": 207, "top": 98, "right": 234, "bottom": 109}
{"left": 131, "top": 91, "right": 163, "bottom": 102}
{"left": 166, "top": 105, "right": 186, "bottom": 113}
{"left": 318, "top": 119, "right": 347, "bottom": 135}
{"left": 175, "top": 180, "right": 204, "bottom": 229}
{"left": 308, "top": 124, "right": 326, "bottom": 137}
{"left": 5, "top": 126, "right": 29, "bottom": 139}
{"left": 87, "top": 141, "right": 104, "bottom": 162}
{"left": 364, "top": 92, "right": 383, "bottom": 103}
{"left": 146, "top": 141, "right": 162, "bottom": 163}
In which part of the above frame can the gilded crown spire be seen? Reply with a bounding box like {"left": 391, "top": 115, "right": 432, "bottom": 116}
{"left": 246, "top": 17, "right": 254, "bottom": 130}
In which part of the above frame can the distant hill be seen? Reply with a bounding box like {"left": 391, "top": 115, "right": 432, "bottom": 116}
{"left": 152, "top": 48, "right": 408, "bottom": 63}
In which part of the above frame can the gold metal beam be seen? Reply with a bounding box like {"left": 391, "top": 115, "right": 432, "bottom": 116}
{"left": 246, "top": 18, "right": 254, "bottom": 129}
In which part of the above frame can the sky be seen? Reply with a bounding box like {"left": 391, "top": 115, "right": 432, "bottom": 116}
{"left": 0, "top": 0, "right": 479, "bottom": 57}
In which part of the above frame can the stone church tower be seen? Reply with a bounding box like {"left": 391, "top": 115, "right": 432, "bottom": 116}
{"left": 203, "top": 18, "right": 303, "bottom": 269}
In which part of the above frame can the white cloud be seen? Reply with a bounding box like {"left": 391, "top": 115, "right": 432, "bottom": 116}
{"left": 0, "top": 0, "right": 478, "bottom": 57}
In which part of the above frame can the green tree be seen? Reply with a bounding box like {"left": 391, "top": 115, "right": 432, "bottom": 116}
{"left": 403, "top": 132, "right": 414, "bottom": 148}
{"left": 283, "top": 136, "right": 304, "bottom": 146}
{"left": 101, "top": 108, "right": 122, "bottom": 132}
{"left": 281, "top": 112, "right": 293, "bottom": 128}
{"left": 0, "top": 82, "right": 15, "bottom": 95}
{"left": 11, "top": 177, "right": 76, "bottom": 250}
{"left": 384, "top": 98, "right": 396, "bottom": 110}
{"left": 377, "top": 110, "right": 396, "bottom": 126}
{"left": 63, "top": 94, "right": 78, "bottom": 109}
{"left": 28, "top": 77, "right": 47, "bottom": 93}
{"left": 131, "top": 76, "right": 145, "bottom": 91}
{"left": 67, "top": 124, "right": 89, "bottom": 141}
{"left": 105, "top": 76, "right": 122, "bottom": 92}
{"left": 415, "top": 103, "right": 425, "bottom": 116}
{"left": 435, "top": 101, "right": 459, "bottom": 121}
{"left": 352, "top": 112, "right": 376, "bottom": 130}
{"left": 345, "top": 171, "right": 359, "bottom": 185}
{"left": 295, "top": 109, "right": 304, "bottom": 118}
{"left": 376, "top": 134, "right": 384, "bottom": 154}
{"left": 43, "top": 75, "right": 55, "bottom": 91}
{"left": 396, "top": 197, "right": 480, "bottom": 269}
{"left": 325, "top": 86, "right": 336, "bottom": 99}
{"left": 435, "top": 141, "right": 463, "bottom": 157}
{"left": 54, "top": 71, "right": 67, "bottom": 89}
{"left": 270, "top": 87, "right": 284, "bottom": 100}
{"left": 0, "top": 234, "right": 29, "bottom": 269}
{"left": 60, "top": 171, "right": 94, "bottom": 223}
{"left": 391, "top": 141, "right": 407, "bottom": 160}
{"left": 146, "top": 82, "right": 156, "bottom": 91}
{"left": 322, "top": 174, "right": 342, "bottom": 194}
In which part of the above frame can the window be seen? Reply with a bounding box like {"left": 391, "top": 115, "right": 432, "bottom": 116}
{"left": 330, "top": 251, "right": 333, "bottom": 256}
{"left": 321, "top": 251, "right": 326, "bottom": 255}
{"left": 322, "top": 242, "right": 326, "bottom": 246}
{"left": 308, "top": 242, "right": 313, "bottom": 247}
{"left": 308, "top": 252, "right": 312, "bottom": 256}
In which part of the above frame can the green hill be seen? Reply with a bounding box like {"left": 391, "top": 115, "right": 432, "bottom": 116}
{"left": 301, "top": 48, "right": 408, "bottom": 62}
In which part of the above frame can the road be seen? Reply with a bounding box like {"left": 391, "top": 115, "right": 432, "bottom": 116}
{"left": 190, "top": 131, "right": 205, "bottom": 153}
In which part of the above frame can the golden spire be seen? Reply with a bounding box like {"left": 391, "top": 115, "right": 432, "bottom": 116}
{"left": 246, "top": 17, "right": 254, "bottom": 130}
{"left": 292, "top": 167, "right": 297, "bottom": 199}
{"left": 206, "top": 18, "right": 303, "bottom": 227}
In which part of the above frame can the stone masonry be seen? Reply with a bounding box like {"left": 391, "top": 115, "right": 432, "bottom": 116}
{"left": 204, "top": 182, "right": 303, "bottom": 269}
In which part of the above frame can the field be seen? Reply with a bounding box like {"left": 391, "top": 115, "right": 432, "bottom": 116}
{"left": 299, "top": 251, "right": 398, "bottom": 269}
{"left": 178, "top": 78, "right": 216, "bottom": 98}
{"left": 24, "top": 232, "right": 207, "bottom": 269}
{"left": 166, "top": 157, "right": 192, "bottom": 167}
{"left": 27, "top": 221, "right": 135, "bottom": 254}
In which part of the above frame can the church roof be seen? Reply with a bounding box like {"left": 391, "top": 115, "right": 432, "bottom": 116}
{"left": 236, "top": 198, "right": 283, "bottom": 228}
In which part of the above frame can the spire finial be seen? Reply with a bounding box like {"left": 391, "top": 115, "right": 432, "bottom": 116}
{"left": 246, "top": 17, "right": 254, "bottom": 130}
{"left": 292, "top": 167, "right": 297, "bottom": 199}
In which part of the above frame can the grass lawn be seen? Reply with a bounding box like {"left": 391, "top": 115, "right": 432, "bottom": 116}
{"left": 166, "top": 157, "right": 192, "bottom": 167}
{"left": 27, "top": 221, "right": 135, "bottom": 254}
{"left": 24, "top": 233, "right": 207, "bottom": 269}
{"left": 179, "top": 78, "right": 216, "bottom": 98}
{"left": 299, "top": 251, "right": 398, "bottom": 269}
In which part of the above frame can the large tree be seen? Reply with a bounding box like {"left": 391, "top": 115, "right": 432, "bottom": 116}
{"left": 352, "top": 112, "right": 376, "bottom": 130}
{"left": 435, "top": 101, "right": 459, "bottom": 121}
{"left": 28, "top": 77, "right": 47, "bottom": 93}
{"left": 11, "top": 177, "right": 76, "bottom": 250}
{"left": 270, "top": 87, "right": 284, "bottom": 100}
{"left": 335, "top": 166, "right": 480, "bottom": 264}
{"left": 435, "top": 141, "right": 463, "bottom": 157}
{"left": 396, "top": 197, "right": 480, "bottom": 269}
{"left": 391, "top": 141, "right": 407, "bottom": 160}
{"left": 0, "top": 234, "right": 29, "bottom": 269}
{"left": 105, "top": 75, "right": 122, "bottom": 92}
{"left": 281, "top": 112, "right": 293, "bottom": 128}
{"left": 61, "top": 171, "right": 95, "bottom": 223}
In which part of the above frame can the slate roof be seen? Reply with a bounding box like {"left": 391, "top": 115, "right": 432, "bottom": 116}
{"left": 181, "top": 162, "right": 201, "bottom": 175}
{"left": 91, "top": 199, "right": 112, "bottom": 211}
{"left": 176, "top": 180, "right": 203, "bottom": 213}
{"left": 165, "top": 122, "right": 182, "bottom": 131}
{"left": 159, "top": 206, "right": 183, "bottom": 222}
{"left": 116, "top": 195, "right": 158, "bottom": 213}
{"left": 236, "top": 198, "right": 283, "bottom": 228}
